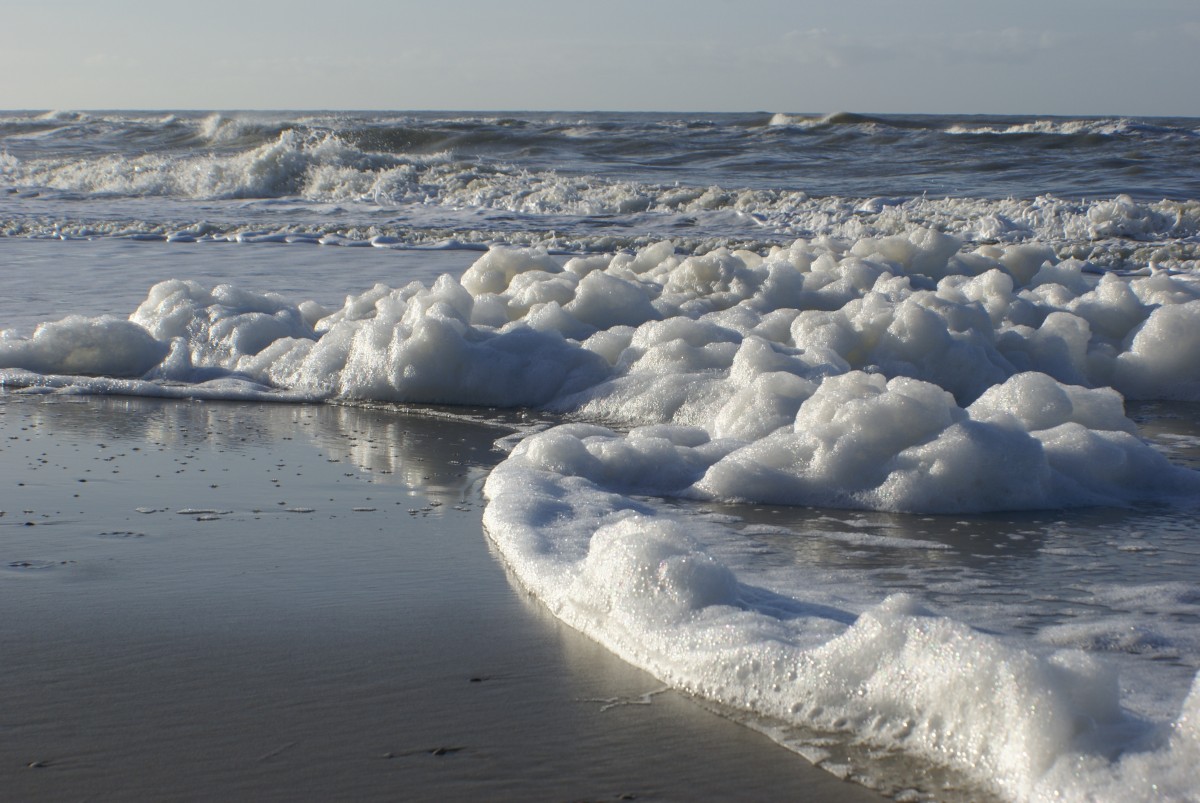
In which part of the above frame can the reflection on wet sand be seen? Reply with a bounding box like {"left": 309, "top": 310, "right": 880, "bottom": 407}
{"left": 0, "top": 390, "right": 889, "bottom": 803}
{"left": 6, "top": 394, "right": 515, "bottom": 502}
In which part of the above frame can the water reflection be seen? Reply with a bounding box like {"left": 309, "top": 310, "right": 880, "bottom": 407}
{"left": 1, "top": 393, "right": 513, "bottom": 503}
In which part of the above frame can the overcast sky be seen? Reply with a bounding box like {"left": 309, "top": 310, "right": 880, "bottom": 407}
{"left": 4, "top": 0, "right": 1198, "bottom": 116}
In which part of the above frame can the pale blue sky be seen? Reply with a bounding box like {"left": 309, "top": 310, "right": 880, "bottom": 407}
{"left": 4, "top": 0, "right": 1198, "bottom": 115}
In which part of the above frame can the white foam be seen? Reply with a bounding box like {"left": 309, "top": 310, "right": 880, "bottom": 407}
{"left": 947, "top": 118, "right": 1147, "bottom": 137}
{"left": 5, "top": 235, "right": 1200, "bottom": 800}
{"left": 481, "top": 456, "right": 1200, "bottom": 802}
{"left": 0, "top": 315, "right": 167, "bottom": 378}
{"left": 4, "top": 237, "right": 1197, "bottom": 502}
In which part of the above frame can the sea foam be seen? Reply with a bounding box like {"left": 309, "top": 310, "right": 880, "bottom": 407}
{"left": 3, "top": 233, "right": 1199, "bottom": 800}
{"left": 481, "top": 449, "right": 1200, "bottom": 802}
{"left": 4, "top": 233, "right": 1199, "bottom": 500}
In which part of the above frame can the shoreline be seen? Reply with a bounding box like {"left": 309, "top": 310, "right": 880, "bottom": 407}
{"left": 0, "top": 393, "right": 883, "bottom": 801}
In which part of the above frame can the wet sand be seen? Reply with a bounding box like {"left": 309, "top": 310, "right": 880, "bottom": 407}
{"left": 0, "top": 393, "right": 882, "bottom": 802}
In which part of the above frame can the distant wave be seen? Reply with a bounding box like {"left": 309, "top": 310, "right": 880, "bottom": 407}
{"left": 947, "top": 117, "right": 1200, "bottom": 139}
{"left": 768, "top": 111, "right": 890, "bottom": 129}
{"left": 3, "top": 110, "right": 1198, "bottom": 268}
{"left": 4, "top": 128, "right": 1199, "bottom": 252}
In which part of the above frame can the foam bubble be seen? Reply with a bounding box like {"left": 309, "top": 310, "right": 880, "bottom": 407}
{"left": 5, "top": 229, "right": 1200, "bottom": 802}
{"left": 481, "top": 450, "right": 1200, "bottom": 801}
{"left": 0, "top": 315, "right": 167, "bottom": 378}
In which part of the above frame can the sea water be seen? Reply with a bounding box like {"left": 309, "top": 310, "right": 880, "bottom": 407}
{"left": 2, "top": 110, "right": 1199, "bottom": 801}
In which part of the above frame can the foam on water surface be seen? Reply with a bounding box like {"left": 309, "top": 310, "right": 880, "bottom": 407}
{"left": 481, "top": 456, "right": 1200, "bottom": 801}
{"left": 2, "top": 234, "right": 1198, "bottom": 800}
{"left": 3, "top": 109, "right": 1200, "bottom": 801}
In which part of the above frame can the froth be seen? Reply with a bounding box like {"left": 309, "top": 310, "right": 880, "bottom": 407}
{"left": 4, "top": 230, "right": 1199, "bottom": 801}
{"left": 482, "top": 449, "right": 1200, "bottom": 801}
{"left": 4, "top": 233, "right": 1198, "bottom": 510}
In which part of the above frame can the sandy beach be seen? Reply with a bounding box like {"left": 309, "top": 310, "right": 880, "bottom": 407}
{"left": 0, "top": 392, "right": 883, "bottom": 802}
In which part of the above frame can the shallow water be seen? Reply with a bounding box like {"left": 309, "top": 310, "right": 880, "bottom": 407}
{"left": 684, "top": 473, "right": 1200, "bottom": 716}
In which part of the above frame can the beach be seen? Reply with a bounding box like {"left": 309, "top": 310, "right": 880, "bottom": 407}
{"left": 2, "top": 110, "right": 1199, "bottom": 801}
{"left": 0, "top": 393, "right": 885, "bottom": 802}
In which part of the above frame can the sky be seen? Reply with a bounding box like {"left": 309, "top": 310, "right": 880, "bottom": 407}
{"left": 3, "top": 0, "right": 1199, "bottom": 116}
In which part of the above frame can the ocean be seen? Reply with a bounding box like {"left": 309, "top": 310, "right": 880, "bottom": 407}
{"left": 2, "top": 109, "right": 1199, "bottom": 801}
